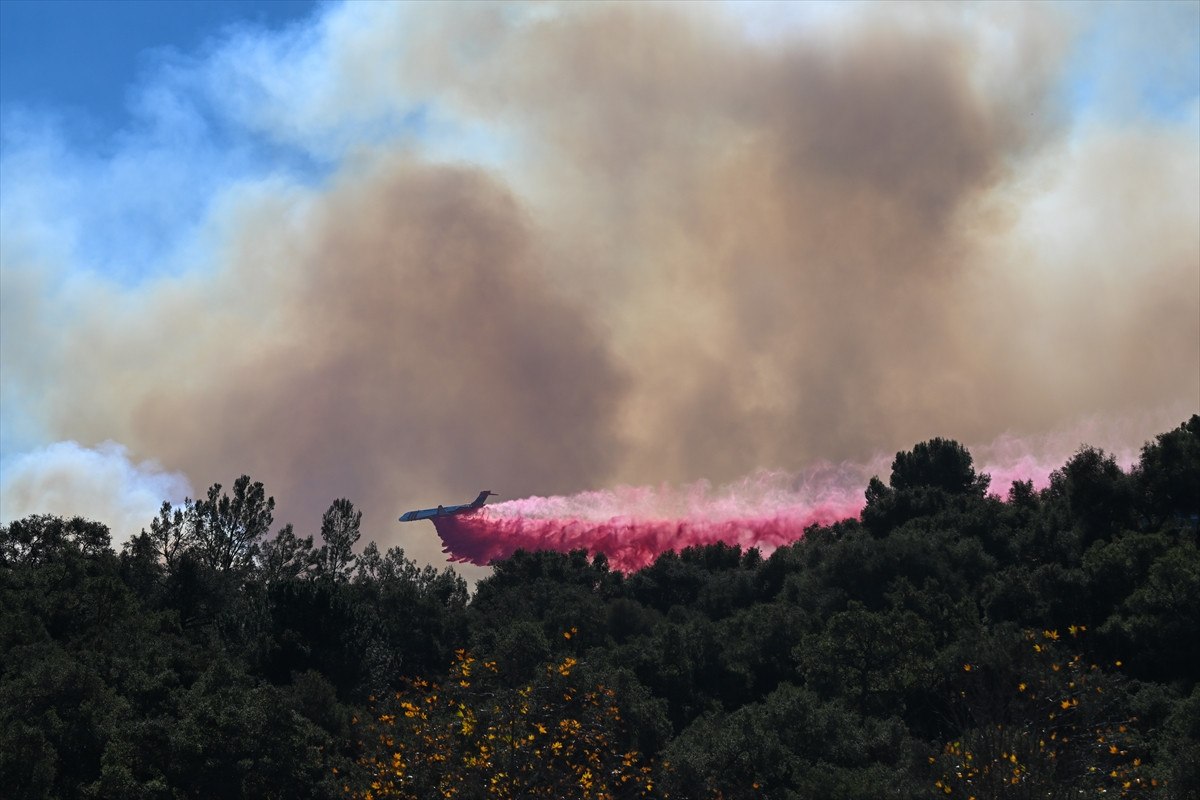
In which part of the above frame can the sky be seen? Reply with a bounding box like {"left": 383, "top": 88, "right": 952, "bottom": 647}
{"left": 1, "top": 0, "right": 1197, "bottom": 571}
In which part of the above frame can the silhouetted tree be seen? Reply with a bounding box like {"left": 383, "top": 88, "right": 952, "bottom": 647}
{"left": 190, "top": 476, "right": 274, "bottom": 574}
{"left": 259, "top": 523, "right": 315, "bottom": 585}
{"left": 1048, "top": 447, "right": 1135, "bottom": 546}
{"left": 146, "top": 499, "right": 191, "bottom": 571}
{"left": 890, "top": 437, "right": 989, "bottom": 496}
{"left": 863, "top": 438, "right": 989, "bottom": 536}
{"left": 1135, "top": 414, "right": 1200, "bottom": 525}
{"left": 314, "top": 498, "right": 360, "bottom": 582}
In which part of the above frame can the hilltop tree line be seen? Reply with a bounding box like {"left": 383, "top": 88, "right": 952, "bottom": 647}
{"left": 2, "top": 416, "right": 1197, "bottom": 799}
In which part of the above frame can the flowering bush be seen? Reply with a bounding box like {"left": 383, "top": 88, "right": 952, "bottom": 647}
{"left": 934, "top": 627, "right": 1158, "bottom": 798}
{"left": 348, "top": 636, "right": 665, "bottom": 799}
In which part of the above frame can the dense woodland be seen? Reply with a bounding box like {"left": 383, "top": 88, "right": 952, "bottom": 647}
{"left": 2, "top": 416, "right": 1198, "bottom": 799}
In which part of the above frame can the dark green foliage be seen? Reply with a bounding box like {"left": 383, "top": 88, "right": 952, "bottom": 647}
{"left": 191, "top": 475, "right": 276, "bottom": 574}
{"left": 1157, "top": 684, "right": 1200, "bottom": 799}
{"left": 862, "top": 438, "right": 990, "bottom": 537}
{"left": 890, "top": 437, "right": 989, "bottom": 496}
{"left": 663, "top": 683, "right": 917, "bottom": 799}
{"left": 1, "top": 419, "right": 1197, "bottom": 798}
{"left": 1136, "top": 414, "right": 1200, "bottom": 524}
{"left": 1048, "top": 446, "right": 1137, "bottom": 545}
{"left": 314, "top": 499, "right": 361, "bottom": 582}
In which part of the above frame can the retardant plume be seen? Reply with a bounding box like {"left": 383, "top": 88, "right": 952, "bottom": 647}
{"left": 428, "top": 415, "right": 1180, "bottom": 572}
{"left": 431, "top": 465, "right": 873, "bottom": 572}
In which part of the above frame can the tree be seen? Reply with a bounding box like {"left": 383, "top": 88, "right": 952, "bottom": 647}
{"left": 1135, "top": 415, "right": 1200, "bottom": 526}
{"left": 314, "top": 499, "right": 361, "bottom": 583}
{"left": 190, "top": 476, "right": 275, "bottom": 574}
{"left": 663, "top": 682, "right": 914, "bottom": 799}
{"left": 0, "top": 514, "right": 111, "bottom": 566}
{"left": 1048, "top": 447, "right": 1135, "bottom": 546}
{"left": 934, "top": 628, "right": 1158, "bottom": 799}
{"left": 259, "top": 524, "right": 315, "bottom": 585}
{"left": 862, "top": 438, "right": 989, "bottom": 535}
{"left": 889, "top": 438, "right": 989, "bottom": 497}
{"left": 351, "top": 648, "right": 664, "bottom": 799}
{"left": 795, "top": 600, "right": 935, "bottom": 719}
{"left": 146, "top": 499, "right": 191, "bottom": 571}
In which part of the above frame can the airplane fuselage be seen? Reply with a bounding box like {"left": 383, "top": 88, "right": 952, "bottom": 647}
{"left": 399, "top": 491, "right": 496, "bottom": 522}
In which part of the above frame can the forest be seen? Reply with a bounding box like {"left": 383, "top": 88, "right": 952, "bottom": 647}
{"left": 2, "top": 416, "right": 1197, "bottom": 800}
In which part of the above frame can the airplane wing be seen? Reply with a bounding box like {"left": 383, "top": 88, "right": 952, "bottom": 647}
{"left": 399, "top": 508, "right": 442, "bottom": 522}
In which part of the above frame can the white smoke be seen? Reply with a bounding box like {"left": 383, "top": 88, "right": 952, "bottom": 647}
{"left": 0, "top": 440, "right": 193, "bottom": 548}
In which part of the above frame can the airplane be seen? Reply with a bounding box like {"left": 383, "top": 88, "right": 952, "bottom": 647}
{"left": 399, "top": 491, "right": 497, "bottom": 522}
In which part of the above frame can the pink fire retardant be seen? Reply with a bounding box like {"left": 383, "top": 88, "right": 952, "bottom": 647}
{"left": 432, "top": 465, "right": 874, "bottom": 572}
{"left": 425, "top": 429, "right": 1148, "bottom": 572}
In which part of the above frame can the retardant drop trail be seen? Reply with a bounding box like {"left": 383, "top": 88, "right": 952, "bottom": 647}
{"left": 431, "top": 466, "right": 873, "bottom": 572}
{"left": 427, "top": 431, "right": 1146, "bottom": 572}
{"left": 432, "top": 506, "right": 857, "bottom": 572}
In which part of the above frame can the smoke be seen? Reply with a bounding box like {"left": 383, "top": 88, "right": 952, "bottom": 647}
{"left": 1, "top": 2, "right": 1196, "bottom": 568}
{"left": 0, "top": 441, "right": 192, "bottom": 547}
{"left": 25, "top": 161, "right": 627, "bottom": 566}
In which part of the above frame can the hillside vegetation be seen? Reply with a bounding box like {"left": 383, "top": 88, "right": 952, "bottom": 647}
{"left": 3, "top": 417, "right": 1198, "bottom": 799}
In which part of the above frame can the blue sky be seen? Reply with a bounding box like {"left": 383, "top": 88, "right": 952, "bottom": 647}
{"left": 1, "top": 0, "right": 320, "bottom": 138}
{"left": 1061, "top": 0, "right": 1199, "bottom": 124}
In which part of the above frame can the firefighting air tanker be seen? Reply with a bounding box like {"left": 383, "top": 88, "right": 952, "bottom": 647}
{"left": 398, "top": 491, "right": 497, "bottom": 522}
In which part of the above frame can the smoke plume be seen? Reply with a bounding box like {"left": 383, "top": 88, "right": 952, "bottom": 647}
{"left": 0, "top": 441, "right": 192, "bottom": 546}
{"left": 1, "top": 3, "right": 1196, "bottom": 566}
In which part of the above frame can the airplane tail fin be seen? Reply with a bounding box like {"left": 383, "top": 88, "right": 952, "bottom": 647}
{"left": 472, "top": 490, "right": 497, "bottom": 508}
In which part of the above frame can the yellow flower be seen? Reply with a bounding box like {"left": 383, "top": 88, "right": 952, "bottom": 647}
{"left": 1018, "top": 682, "right": 1027, "bottom": 692}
